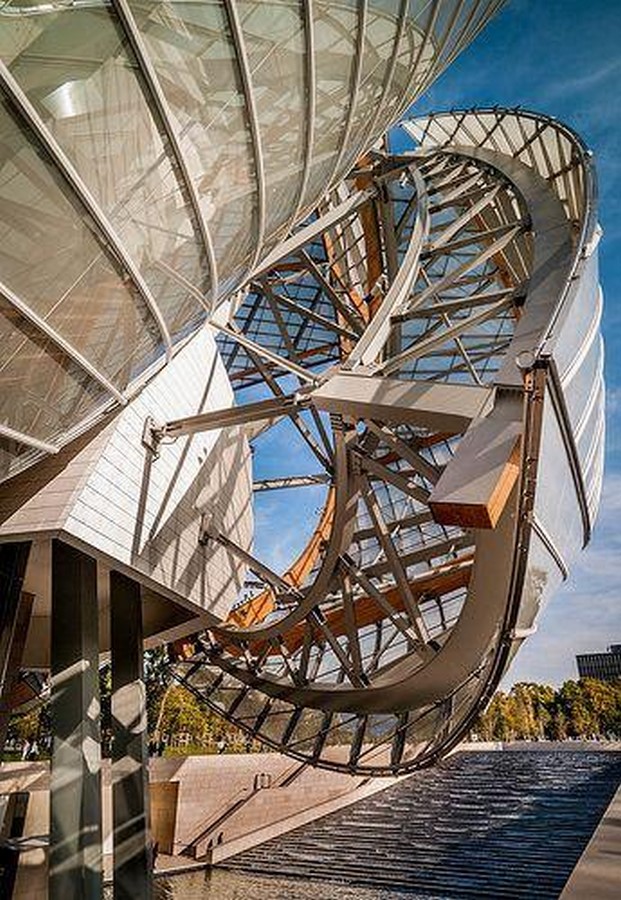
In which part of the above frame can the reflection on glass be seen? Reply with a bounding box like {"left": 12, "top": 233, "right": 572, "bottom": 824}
{"left": 3, "top": 4, "right": 210, "bottom": 338}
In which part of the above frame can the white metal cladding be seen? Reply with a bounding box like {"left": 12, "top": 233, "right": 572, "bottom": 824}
{"left": 0, "top": 0, "right": 504, "bottom": 483}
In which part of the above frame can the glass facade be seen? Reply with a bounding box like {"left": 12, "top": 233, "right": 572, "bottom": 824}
{"left": 0, "top": 6, "right": 606, "bottom": 777}
{"left": 0, "top": 0, "right": 502, "bottom": 482}
{"left": 576, "top": 647, "right": 621, "bottom": 682}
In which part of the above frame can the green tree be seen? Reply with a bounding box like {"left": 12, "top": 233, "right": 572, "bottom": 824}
{"left": 144, "top": 647, "right": 174, "bottom": 740}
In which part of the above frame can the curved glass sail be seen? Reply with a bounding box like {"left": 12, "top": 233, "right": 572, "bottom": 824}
{"left": 0, "top": 0, "right": 504, "bottom": 481}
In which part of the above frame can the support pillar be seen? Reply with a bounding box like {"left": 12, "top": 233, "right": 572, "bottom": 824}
{"left": 0, "top": 542, "right": 31, "bottom": 756}
{"left": 50, "top": 539, "right": 102, "bottom": 899}
{"left": 110, "top": 570, "right": 151, "bottom": 899}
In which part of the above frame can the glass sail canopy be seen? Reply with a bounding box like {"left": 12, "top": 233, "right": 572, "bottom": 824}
{"left": 0, "top": 0, "right": 504, "bottom": 482}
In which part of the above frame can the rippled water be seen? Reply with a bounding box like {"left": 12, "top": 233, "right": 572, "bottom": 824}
{"left": 152, "top": 869, "right": 432, "bottom": 900}
{"left": 103, "top": 751, "right": 620, "bottom": 899}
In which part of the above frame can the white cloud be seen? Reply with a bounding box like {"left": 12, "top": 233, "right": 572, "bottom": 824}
{"left": 539, "top": 59, "right": 621, "bottom": 104}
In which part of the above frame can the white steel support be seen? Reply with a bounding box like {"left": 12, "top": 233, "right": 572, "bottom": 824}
{"left": 344, "top": 166, "right": 429, "bottom": 368}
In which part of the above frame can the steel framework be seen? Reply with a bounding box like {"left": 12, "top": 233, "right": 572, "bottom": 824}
{"left": 164, "top": 108, "right": 604, "bottom": 775}
{"left": 0, "top": 0, "right": 504, "bottom": 484}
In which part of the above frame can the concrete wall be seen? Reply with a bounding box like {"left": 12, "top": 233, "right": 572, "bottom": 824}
{"left": 149, "top": 753, "right": 389, "bottom": 859}
{"left": 1, "top": 753, "right": 404, "bottom": 897}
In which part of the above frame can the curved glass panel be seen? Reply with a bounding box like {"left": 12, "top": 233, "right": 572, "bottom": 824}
{"left": 0, "top": 98, "right": 160, "bottom": 443}
{"left": 238, "top": 0, "right": 306, "bottom": 238}
{"left": 581, "top": 397, "right": 605, "bottom": 500}
{"left": 127, "top": 0, "right": 259, "bottom": 287}
{"left": 515, "top": 530, "right": 564, "bottom": 634}
{"left": 0, "top": 1, "right": 507, "bottom": 477}
{"left": 2, "top": 3, "right": 209, "bottom": 340}
{"left": 0, "top": 295, "right": 110, "bottom": 457}
{"left": 536, "top": 389, "right": 584, "bottom": 569}
{"left": 334, "top": 3, "right": 401, "bottom": 183}
{"left": 553, "top": 254, "right": 600, "bottom": 379}
{"left": 301, "top": 1, "right": 358, "bottom": 208}
{"left": 563, "top": 333, "right": 604, "bottom": 431}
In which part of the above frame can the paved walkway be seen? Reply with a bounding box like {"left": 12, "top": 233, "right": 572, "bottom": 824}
{"left": 561, "top": 783, "right": 621, "bottom": 899}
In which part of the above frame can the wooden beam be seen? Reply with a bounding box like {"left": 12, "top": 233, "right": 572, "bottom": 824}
{"left": 429, "top": 408, "right": 522, "bottom": 529}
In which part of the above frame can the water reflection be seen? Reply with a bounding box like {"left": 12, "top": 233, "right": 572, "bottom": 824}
{"left": 151, "top": 868, "right": 432, "bottom": 900}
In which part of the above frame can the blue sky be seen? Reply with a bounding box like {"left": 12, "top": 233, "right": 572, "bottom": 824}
{"left": 403, "top": 0, "right": 621, "bottom": 686}
{"left": 253, "top": 0, "right": 621, "bottom": 688}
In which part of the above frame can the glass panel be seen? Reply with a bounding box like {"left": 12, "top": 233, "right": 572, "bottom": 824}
{"left": 581, "top": 399, "right": 605, "bottom": 502}
{"left": 393, "top": 0, "right": 440, "bottom": 114}
{"left": 238, "top": 1, "right": 306, "bottom": 237}
{"left": 3, "top": 3, "right": 209, "bottom": 339}
{"left": 553, "top": 253, "right": 600, "bottom": 380}
{"left": 0, "top": 296, "right": 110, "bottom": 458}
{"left": 586, "top": 439, "right": 604, "bottom": 522}
{"left": 258, "top": 699, "right": 297, "bottom": 745}
{"left": 535, "top": 389, "right": 584, "bottom": 567}
{"left": 336, "top": 5, "right": 400, "bottom": 179}
{"left": 576, "top": 376, "right": 604, "bottom": 466}
{"left": 0, "top": 435, "right": 42, "bottom": 486}
{"left": 516, "top": 531, "right": 563, "bottom": 631}
{"left": 393, "top": 0, "right": 432, "bottom": 94}
{"left": 301, "top": 0, "right": 358, "bottom": 208}
{"left": 0, "top": 97, "right": 161, "bottom": 389}
{"left": 563, "top": 333, "right": 603, "bottom": 430}
{"left": 128, "top": 0, "right": 258, "bottom": 290}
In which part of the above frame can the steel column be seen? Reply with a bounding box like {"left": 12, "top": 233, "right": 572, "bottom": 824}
{"left": 0, "top": 542, "right": 31, "bottom": 756}
{"left": 110, "top": 570, "right": 152, "bottom": 900}
{"left": 50, "top": 540, "right": 102, "bottom": 900}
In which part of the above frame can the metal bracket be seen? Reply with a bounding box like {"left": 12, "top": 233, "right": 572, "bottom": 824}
{"left": 141, "top": 416, "right": 163, "bottom": 458}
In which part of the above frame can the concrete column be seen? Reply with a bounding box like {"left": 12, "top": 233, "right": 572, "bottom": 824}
{"left": 110, "top": 570, "right": 152, "bottom": 899}
{"left": 0, "top": 542, "right": 31, "bottom": 756}
{"left": 50, "top": 539, "right": 102, "bottom": 899}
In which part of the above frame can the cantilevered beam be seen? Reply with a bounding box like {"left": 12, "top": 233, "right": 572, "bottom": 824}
{"left": 311, "top": 372, "right": 493, "bottom": 432}
{"left": 147, "top": 394, "right": 307, "bottom": 443}
{"left": 211, "top": 322, "right": 319, "bottom": 384}
{"left": 253, "top": 474, "right": 330, "bottom": 492}
{"left": 259, "top": 283, "right": 359, "bottom": 341}
{"left": 202, "top": 529, "right": 303, "bottom": 601}
{"left": 429, "top": 389, "right": 523, "bottom": 530}
{"left": 253, "top": 188, "right": 375, "bottom": 277}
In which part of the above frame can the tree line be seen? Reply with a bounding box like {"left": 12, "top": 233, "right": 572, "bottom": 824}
{"left": 6, "top": 652, "right": 621, "bottom": 759}
{"left": 474, "top": 679, "right": 621, "bottom": 742}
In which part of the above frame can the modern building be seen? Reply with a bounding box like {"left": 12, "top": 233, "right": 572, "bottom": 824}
{"left": 577, "top": 645, "right": 621, "bottom": 681}
{"left": 0, "top": 2, "right": 606, "bottom": 898}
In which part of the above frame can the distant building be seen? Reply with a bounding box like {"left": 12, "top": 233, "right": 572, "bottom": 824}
{"left": 576, "top": 645, "right": 621, "bottom": 681}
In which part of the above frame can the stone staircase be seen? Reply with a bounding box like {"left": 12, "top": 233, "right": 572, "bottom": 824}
{"left": 220, "top": 750, "right": 621, "bottom": 899}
